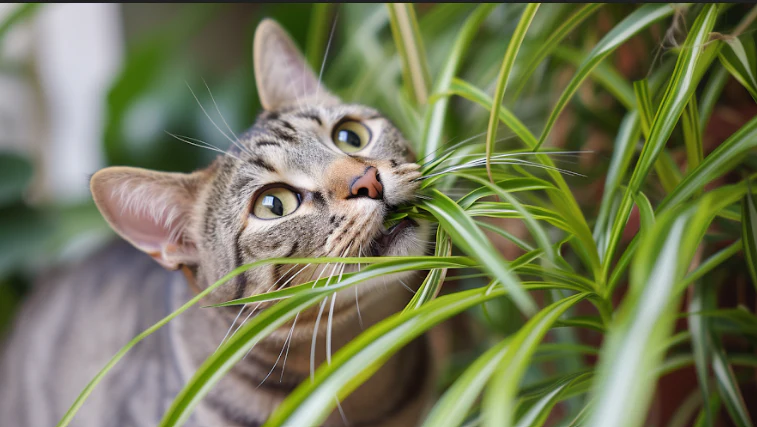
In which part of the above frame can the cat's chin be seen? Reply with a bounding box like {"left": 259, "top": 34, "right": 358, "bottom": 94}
{"left": 369, "top": 218, "right": 426, "bottom": 257}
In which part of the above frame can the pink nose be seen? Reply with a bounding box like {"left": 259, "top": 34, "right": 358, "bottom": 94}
{"left": 349, "top": 167, "right": 383, "bottom": 200}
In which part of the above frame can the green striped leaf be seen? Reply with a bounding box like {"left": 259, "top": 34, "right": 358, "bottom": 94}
{"left": 420, "top": 189, "right": 537, "bottom": 315}
{"left": 536, "top": 4, "right": 679, "bottom": 149}
{"left": 484, "top": 294, "right": 589, "bottom": 427}
{"left": 742, "top": 188, "right": 757, "bottom": 290}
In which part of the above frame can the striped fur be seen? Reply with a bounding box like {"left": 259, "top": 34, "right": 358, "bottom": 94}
{"left": 0, "top": 19, "right": 434, "bottom": 426}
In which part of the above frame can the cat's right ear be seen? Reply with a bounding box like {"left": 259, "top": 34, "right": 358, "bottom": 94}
{"left": 90, "top": 167, "right": 207, "bottom": 271}
{"left": 253, "top": 18, "right": 339, "bottom": 111}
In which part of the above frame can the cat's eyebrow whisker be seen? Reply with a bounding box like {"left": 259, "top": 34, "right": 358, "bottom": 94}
{"left": 315, "top": 11, "right": 339, "bottom": 105}
{"left": 185, "top": 81, "right": 247, "bottom": 156}
{"left": 165, "top": 131, "right": 243, "bottom": 163}
{"left": 201, "top": 78, "right": 253, "bottom": 157}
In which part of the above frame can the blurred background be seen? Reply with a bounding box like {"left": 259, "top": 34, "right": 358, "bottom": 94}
{"left": 1, "top": 4, "right": 756, "bottom": 424}
{"left": 0, "top": 3, "right": 317, "bottom": 331}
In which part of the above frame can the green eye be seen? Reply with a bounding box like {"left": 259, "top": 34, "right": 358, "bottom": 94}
{"left": 252, "top": 187, "right": 300, "bottom": 219}
{"left": 333, "top": 120, "right": 371, "bottom": 153}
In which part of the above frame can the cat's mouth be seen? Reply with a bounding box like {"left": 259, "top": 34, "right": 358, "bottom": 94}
{"left": 370, "top": 218, "right": 417, "bottom": 256}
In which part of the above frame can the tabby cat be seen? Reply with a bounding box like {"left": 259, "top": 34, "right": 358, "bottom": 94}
{"left": 0, "top": 19, "right": 434, "bottom": 427}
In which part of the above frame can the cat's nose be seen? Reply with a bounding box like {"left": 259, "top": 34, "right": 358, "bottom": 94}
{"left": 349, "top": 166, "right": 383, "bottom": 200}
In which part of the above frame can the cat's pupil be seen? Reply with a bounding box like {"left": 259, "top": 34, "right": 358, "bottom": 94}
{"left": 262, "top": 195, "right": 284, "bottom": 216}
{"left": 337, "top": 130, "right": 361, "bottom": 148}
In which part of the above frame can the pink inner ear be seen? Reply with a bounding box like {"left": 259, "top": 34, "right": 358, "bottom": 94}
{"left": 115, "top": 206, "right": 180, "bottom": 253}
{"left": 99, "top": 178, "right": 188, "bottom": 257}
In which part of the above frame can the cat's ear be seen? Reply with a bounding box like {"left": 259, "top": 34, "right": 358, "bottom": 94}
{"left": 90, "top": 166, "right": 206, "bottom": 270}
{"left": 253, "top": 18, "right": 339, "bottom": 111}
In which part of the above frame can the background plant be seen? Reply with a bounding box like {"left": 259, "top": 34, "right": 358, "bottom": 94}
{"left": 1, "top": 3, "right": 756, "bottom": 427}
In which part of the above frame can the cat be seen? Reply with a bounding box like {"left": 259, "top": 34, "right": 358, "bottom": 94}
{"left": 0, "top": 19, "right": 435, "bottom": 427}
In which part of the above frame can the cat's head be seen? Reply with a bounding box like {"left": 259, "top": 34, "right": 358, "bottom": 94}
{"left": 90, "top": 19, "right": 428, "bottom": 307}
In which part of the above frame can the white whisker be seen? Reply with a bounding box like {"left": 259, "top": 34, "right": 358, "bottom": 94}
{"left": 280, "top": 312, "right": 299, "bottom": 382}
{"left": 398, "top": 279, "right": 416, "bottom": 294}
{"left": 165, "top": 131, "right": 243, "bottom": 163}
{"left": 184, "top": 81, "right": 243, "bottom": 152}
{"left": 202, "top": 78, "right": 253, "bottom": 157}
{"left": 315, "top": 12, "right": 339, "bottom": 105}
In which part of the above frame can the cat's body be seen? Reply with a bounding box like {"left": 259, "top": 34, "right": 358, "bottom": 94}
{"left": 0, "top": 241, "right": 431, "bottom": 427}
{"left": 0, "top": 19, "right": 434, "bottom": 427}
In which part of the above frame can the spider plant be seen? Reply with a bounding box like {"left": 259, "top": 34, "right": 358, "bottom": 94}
{"left": 56, "top": 3, "right": 757, "bottom": 427}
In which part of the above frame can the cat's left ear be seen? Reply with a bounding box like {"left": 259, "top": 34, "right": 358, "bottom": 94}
{"left": 90, "top": 167, "right": 207, "bottom": 271}
{"left": 254, "top": 18, "right": 340, "bottom": 111}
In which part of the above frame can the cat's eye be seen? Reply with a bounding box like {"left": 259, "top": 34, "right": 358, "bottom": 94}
{"left": 332, "top": 120, "right": 371, "bottom": 153}
{"left": 252, "top": 187, "right": 301, "bottom": 219}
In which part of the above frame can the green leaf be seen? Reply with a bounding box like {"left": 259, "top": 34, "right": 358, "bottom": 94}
{"left": 632, "top": 191, "right": 655, "bottom": 234}
{"left": 742, "top": 188, "right": 757, "bottom": 290}
{"left": 589, "top": 183, "right": 742, "bottom": 427}
{"left": 423, "top": 339, "right": 510, "bottom": 427}
{"left": 602, "top": 4, "right": 719, "bottom": 281}
{"left": 633, "top": 79, "right": 682, "bottom": 193}
{"left": 712, "top": 336, "right": 754, "bottom": 427}
{"left": 536, "top": 4, "right": 679, "bottom": 149}
{"left": 551, "top": 46, "right": 635, "bottom": 110}
{"left": 457, "top": 177, "right": 556, "bottom": 208}
{"left": 660, "top": 115, "right": 757, "bottom": 211}
{"left": 509, "top": 4, "right": 604, "bottom": 102}
{"left": 694, "top": 393, "right": 722, "bottom": 427}
{"left": 0, "top": 3, "right": 41, "bottom": 44}
{"left": 682, "top": 240, "right": 743, "bottom": 287}
{"left": 682, "top": 94, "right": 703, "bottom": 172}
{"left": 387, "top": 3, "right": 431, "bottom": 106}
{"left": 405, "top": 227, "right": 452, "bottom": 310}
{"left": 719, "top": 35, "right": 757, "bottom": 102}
{"left": 457, "top": 173, "right": 558, "bottom": 267}
{"left": 688, "top": 281, "right": 713, "bottom": 427}
{"left": 420, "top": 189, "right": 536, "bottom": 315}
{"left": 484, "top": 3, "right": 540, "bottom": 182}
{"left": 515, "top": 372, "right": 593, "bottom": 427}
{"left": 421, "top": 4, "right": 497, "bottom": 157}
{"left": 439, "top": 78, "right": 600, "bottom": 278}
{"left": 699, "top": 64, "right": 729, "bottom": 131}
{"left": 211, "top": 256, "right": 476, "bottom": 307}
{"left": 484, "top": 293, "right": 588, "bottom": 427}
{"left": 593, "top": 112, "right": 640, "bottom": 252}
